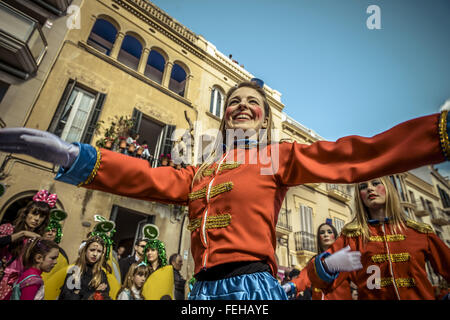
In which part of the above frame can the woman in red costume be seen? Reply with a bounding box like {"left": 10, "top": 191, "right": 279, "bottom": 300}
{"left": 284, "top": 222, "right": 354, "bottom": 300}
{"left": 306, "top": 176, "right": 450, "bottom": 300}
{"left": 0, "top": 81, "right": 449, "bottom": 299}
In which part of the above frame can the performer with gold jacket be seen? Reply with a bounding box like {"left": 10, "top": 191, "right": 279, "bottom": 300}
{"left": 306, "top": 176, "right": 450, "bottom": 300}
{"left": 0, "top": 80, "right": 449, "bottom": 299}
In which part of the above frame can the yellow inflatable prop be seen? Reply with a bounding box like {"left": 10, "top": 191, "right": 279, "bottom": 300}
{"left": 142, "top": 265, "right": 175, "bottom": 300}
{"left": 42, "top": 252, "right": 69, "bottom": 284}
{"left": 43, "top": 264, "right": 121, "bottom": 300}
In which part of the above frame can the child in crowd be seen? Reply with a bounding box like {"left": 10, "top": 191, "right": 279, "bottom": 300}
{"left": 58, "top": 236, "right": 110, "bottom": 300}
{"left": 42, "top": 209, "right": 69, "bottom": 282}
{"left": 116, "top": 263, "right": 150, "bottom": 300}
{"left": 14, "top": 238, "right": 59, "bottom": 300}
{"left": 0, "top": 190, "right": 55, "bottom": 300}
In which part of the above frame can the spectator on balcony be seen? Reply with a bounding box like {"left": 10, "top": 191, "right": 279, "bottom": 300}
{"left": 305, "top": 176, "right": 450, "bottom": 300}
{"left": 1, "top": 82, "right": 449, "bottom": 300}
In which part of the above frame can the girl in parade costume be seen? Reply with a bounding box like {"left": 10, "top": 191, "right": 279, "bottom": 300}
{"left": 41, "top": 209, "right": 69, "bottom": 284}
{"left": 116, "top": 262, "right": 150, "bottom": 300}
{"left": 0, "top": 81, "right": 449, "bottom": 299}
{"left": 14, "top": 238, "right": 59, "bottom": 300}
{"left": 284, "top": 222, "right": 354, "bottom": 300}
{"left": 58, "top": 235, "right": 110, "bottom": 300}
{"left": 0, "top": 190, "right": 54, "bottom": 300}
{"left": 306, "top": 176, "right": 450, "bottom": 300}
{"left": 142, "top": 239, "right": 167, "bottom": 273}
{"left": 140, "top": 238, "right": 175, "bottom": 300}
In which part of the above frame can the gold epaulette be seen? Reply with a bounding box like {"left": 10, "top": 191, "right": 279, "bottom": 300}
{"left": 405, "top": 219, "right": 434, "bottom": 234}
{"left": 341, "top": 222, "right": 362, "bottom": 237}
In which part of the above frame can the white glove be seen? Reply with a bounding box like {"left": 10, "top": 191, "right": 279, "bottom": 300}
{"left": 0, "top": 128, "right": 79, "bottom": 168}
{"left": 282, "top": 283, "right": 292, "bottom": 293}
{"left": 323, "top": 245, "right": 362, "bottom": 273}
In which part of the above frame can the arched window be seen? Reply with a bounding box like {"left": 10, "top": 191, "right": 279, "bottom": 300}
{"left": 117, "top": 34, "right": 143, "bottom": 71}
{"left": 209, "top": 86, "right": 224, "bottom": 118}
{"left": 145, "top": 49, "right": 165, "bottom": 84}
{"left": 87, "top": 18, "right": 118, "bottom": 56}
{"left": 169, "top": 63, "right": 187, "bottom": 97}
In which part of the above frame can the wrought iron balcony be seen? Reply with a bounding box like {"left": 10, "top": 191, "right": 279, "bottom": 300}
{"left": 0, "top": 1, "right": 47, "bottom": 79}
{"left": 412, "top": 201, "right": 431, "bottom": 217}
{"left": 276, "top": 209, "right": 292, "bottom": 232}
{"left": 430, "top": 208, "right": 450, "bottom": 226}
{"left": 326, "top": 184, "right": 352, "bottom": 202}
{"left": 294, "top": 231, "right": 317, "bottom": 253}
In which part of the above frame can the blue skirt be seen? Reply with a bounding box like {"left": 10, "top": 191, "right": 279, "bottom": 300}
{"left": 188, "top": 271, "right": 288, "bottom": 300}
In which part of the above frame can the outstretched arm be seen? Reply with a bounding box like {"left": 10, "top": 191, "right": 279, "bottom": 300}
{"left": 276, "top": 112, "right": 448, "bottom": 185}
{"left": 0, "top": 128, "right": 195, "bottom": 204}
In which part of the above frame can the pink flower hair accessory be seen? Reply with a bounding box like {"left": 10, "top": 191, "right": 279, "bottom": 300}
{"left": 32, "top": 189, "right": 58, "bottom": 208}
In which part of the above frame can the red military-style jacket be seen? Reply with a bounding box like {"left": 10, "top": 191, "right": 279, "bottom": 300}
{"left": 292, "top": 263, "right": 353, "bottom": 300}
{"left": 307, "top": 219, "right": 450, "bottom": 300}
{"left": 57, "top": 113, "right": 447, "bottom": 277}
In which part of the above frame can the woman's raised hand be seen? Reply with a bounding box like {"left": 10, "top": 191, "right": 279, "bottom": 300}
{"left": 0, "top": 128, "right": 79, "bottom": 168}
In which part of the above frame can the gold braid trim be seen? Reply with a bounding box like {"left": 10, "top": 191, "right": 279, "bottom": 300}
{"left": 187, "top": 213, "right": 231, "bottom": 232}
{"left": 77, "top": 147, "right": 101, "bottom": 187}
{"left": 438, "top": 110, "right": 450, "bottom": 160}
{"left": 188, "top": 182, "right": 234, "bottom": 201}
{"left": 341, "top": 222, "right": 362, "bottom": 237}
{"left": 405, "top": 219, "right": 434, "bottom": 234}
{"left": 369, "top": 234, "right": 406, "bottom": 242}
{"left": 203, "top": 162, "right": 241, "bottom": 177}
{"left": 371, "top": 253, "right": 410, "bottom": 263}
{"left": 380, "top": 277, "right": 416, "bottom": 288}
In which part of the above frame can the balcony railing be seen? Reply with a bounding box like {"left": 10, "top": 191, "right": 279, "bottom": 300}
{"left": 0, "top": 2, "right": 47, "bottom": 79}
{"left": 294, "top": 231, "right": 317, "bottom": 253}
{"left": 326, "top": 184, "right": 352, "bottom": 202}
{"left": 430, "top": 208, "right": 450, "bottom": 226}
{"left": 412, "top": 201, "right": 431, "bottom": 217}
{"left": 277, "top": 209, "right": 292, "bottom": 232}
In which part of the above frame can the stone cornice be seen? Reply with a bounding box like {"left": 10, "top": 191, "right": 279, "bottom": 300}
{"left": 113, "top": 0, "right": 284, "bottom": 111}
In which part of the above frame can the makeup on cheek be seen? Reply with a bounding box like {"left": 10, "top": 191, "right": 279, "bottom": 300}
{"left": 376, "top": 184, "right": 386, "bottom": 196}
{"left": 225, "top": 107, "right": 234, "bottom": 120}
{"left": 251, "top": 105, "right": 263, "bottom": 120}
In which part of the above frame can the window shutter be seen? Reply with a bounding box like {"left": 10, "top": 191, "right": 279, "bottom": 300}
{"left": 161, "top": 124, "right": 176, "bottom": 155}
{"left": 48, "top": 79, "right": 77, "bottom": 134}
{"left": 131, "top": 108, "right": 143, "bottom": 135}
{"left": 81, "top": 93, "right": 106, "bottom": 144}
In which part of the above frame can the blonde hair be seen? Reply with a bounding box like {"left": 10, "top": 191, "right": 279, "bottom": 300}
{"left": 193, "top": 81, "right": 275, "bottom": 185}
{"left": 116, "top": 263, "right": 150, "bottom": 300}
{"left": 75, "top": 236, "right": 107, "bottom": 289}
{"left": 351, "top": 176, "right": 407, "bottom": 241}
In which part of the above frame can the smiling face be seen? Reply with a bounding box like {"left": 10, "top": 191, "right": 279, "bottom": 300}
{"left": 358, "top": 179, "right": 387, "bottom": 211}
{"left": 224, "top": 87, "right": 268, "bottom": 134}
{"left": 318, "top": 224, "right": 336, "bottom": 249}
{"left": 85, "top": 241, "right": 104, "bottom": 264}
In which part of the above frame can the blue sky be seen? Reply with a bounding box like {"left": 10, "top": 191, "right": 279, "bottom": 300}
{"left": 149, "top": 0, "right": 450, "bottom": 176}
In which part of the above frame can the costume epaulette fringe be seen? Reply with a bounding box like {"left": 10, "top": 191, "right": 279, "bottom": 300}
{"left": 341, "top": 222, "right": 362, "bottom": 237}
{"left": 405, "top": 219, "right": 434, "bottom": 234}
